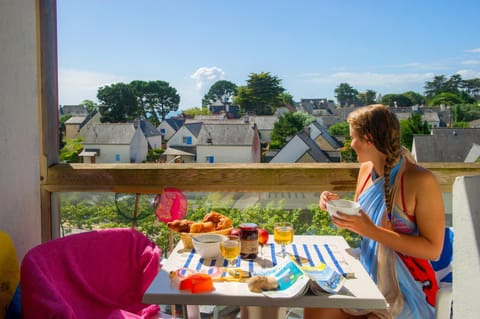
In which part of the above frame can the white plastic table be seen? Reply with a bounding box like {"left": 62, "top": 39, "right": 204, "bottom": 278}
{"left": 143, "top": 235, "right": 387, "bottom": 318}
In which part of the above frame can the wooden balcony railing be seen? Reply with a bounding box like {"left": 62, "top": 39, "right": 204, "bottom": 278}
{"left": 45, "top": 162, "right": 480, "bottom": 194}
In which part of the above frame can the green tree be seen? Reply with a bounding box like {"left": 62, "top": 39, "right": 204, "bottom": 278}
{"left": 233, "top": 72, "right": 285, "bottom": 115}
{"left": 462, "top": 78, "right": 480, "bottom": 99}
{"left": 403, "top": 91, "right": 425, "bottom": 105}
{"left": 400, "top": 112, "right": 430, "bottom": 150}
{"left": 97, "top": 82, "right": 138, "bottom": 122}
{"left": 270, "top": 112, "right": 315, "bottom": 148}
{"left": 59, "top": 137, "right": 84, "bottom": 163}
{"left": 202, "top": 80, "right": 237, "bottom": 108}
{"left": 424, "top": 75, "right": 449, "bottom": 99}
{"left": 381, "top": 93, "right": 413, "bottom": 107}
{"left": 279, "top": 92, "right": 295, "bottom": 106}
{"left": 182, "top": 107, "right": 211, "bottom": 117}
{"left": 451, "top": 103, "right": 480, "bottom": 123}
{"left": 130, "top": 80, "right": 180, "bottom": 126}
{"left": 339, "top": 138, "right": 357, "bottom": 163}
{"left": 357, "top": 89, "right": 377, "bottom": 106}
{"left": 428, "top": 92, "right": 464, "bottom": 106}
{"left": 81, "top": 99, "right": 98, "bottom": 113}
{"left": 328, "top": 122, "right": 349, "bottom": 137}
{"left": 146, "top": 148, "right": 164, "bottom": 163}
{"left": 334, "top": 83, "right": 359, "bottom": 107}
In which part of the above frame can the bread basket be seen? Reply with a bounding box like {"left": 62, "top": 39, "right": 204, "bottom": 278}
{"left": 180, "top": 227, "right": 233, "bottom": 249}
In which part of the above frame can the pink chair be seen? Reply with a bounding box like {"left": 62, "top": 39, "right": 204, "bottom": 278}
{"left": 20, "top": 228, "right": 164, "bottom": 319}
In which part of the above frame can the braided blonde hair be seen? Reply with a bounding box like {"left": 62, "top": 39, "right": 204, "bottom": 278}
{"left": 347, "top": 104, "right": 402, "bottom": 220}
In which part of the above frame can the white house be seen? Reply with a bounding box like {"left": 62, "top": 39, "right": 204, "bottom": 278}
{"left": 196, "top": 123, "right": 261, "bottom": 163}
{"left": 250, "top": 115, "right": 278, "bottom": 144}
{"left": 157, "top": 118, "right": 185, "bottom": 142}
{"left": 79, "top": 123, "right": 148, "bottom": 163}
{"left": 166, "top": 122, "right": 202, "bottom": 150}
{"left": 134, "top": 118, "right": 162, "bottom": 149}
{"left": 270, "top": 121, "right": 342, "bottom": 163}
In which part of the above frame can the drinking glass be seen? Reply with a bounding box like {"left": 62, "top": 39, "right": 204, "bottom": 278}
{"left": 220, "top": 235, "right": 240, "bottom": 269}
{"left": 273, "top": 222, "right": 293, "bottom": 258}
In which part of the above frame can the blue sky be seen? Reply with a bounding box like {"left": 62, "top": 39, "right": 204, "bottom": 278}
{"left": 57, "top": 0, "right": 480, "bottom": 110}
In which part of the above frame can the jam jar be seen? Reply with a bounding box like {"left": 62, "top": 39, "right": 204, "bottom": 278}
{"left": 239, "top": 223, "right": 258, "bottom": 259}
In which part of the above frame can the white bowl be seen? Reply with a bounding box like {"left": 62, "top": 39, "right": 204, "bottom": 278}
{"left": 192, "top": 234, "right": 226, "bottom": 259}
{"left": 326, "top": 199, "right": 360, "bottom": 218}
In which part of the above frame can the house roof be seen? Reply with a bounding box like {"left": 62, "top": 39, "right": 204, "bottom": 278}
{"left": 469, "top": 119, "right": 480, "bottom": 128}
{"left": 184, "top": 122, "right": 203, "bottom": 137}
{"left": 251, "top": 116, "right": 277, "bottom": 130}
{"left": 413, "top": 128, "right": 480, "bottom": 162}
{"left": 465, "top": 144, "right": 480, "bottom": 163}
{"left": 269, "top": 130, "right": 332, "bottom": 163}
{"left": 296, "top": 131, "right": 332, "bottom": 162}
{"left": 422, "top": 112, "right": 440, "bottom": 122}
{"left": 164, "top": 118, "right": 185, "bottom": 131}
{"left": 82, "top": 123, "right": 136, "bottom": 144}
{"left": 60, "top": 105, "right": 88, "bottom": 116}
{"left": 310, "top": 121, "right": 343, "bottom": 150}
{"left": 133, "top": 118, "right": 161, "bottom": 137}
{"left": 65, "top": 116, "right": 86, "bottom": 125}
{"left": 163, "top": 147, "right": 195, "bottom": 156}
{"left": 196, "top": 123, "right": 255, "bottom": 145}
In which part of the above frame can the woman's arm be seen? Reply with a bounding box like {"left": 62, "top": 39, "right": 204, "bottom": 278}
{"left": 334, "top": 165, "right": 445, "bottom": 260}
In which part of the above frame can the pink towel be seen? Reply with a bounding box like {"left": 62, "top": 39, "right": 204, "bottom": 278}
{"left": 21, "top": 228, "right": 161, "bottom": 319}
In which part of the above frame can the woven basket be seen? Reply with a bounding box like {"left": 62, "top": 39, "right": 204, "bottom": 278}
{"left": 180, "top": 227, "right": 233, "bottom": 249}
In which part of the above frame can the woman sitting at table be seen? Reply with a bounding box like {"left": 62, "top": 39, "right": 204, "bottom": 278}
{"left": 304, "top": 104, "right": 445, "bottom": 319}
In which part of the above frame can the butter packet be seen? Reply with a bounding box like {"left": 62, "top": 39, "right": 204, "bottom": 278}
{"left": 300, "top": 263, "right": 345, "bottom": 294}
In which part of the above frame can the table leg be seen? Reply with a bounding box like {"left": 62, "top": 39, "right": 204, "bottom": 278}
{"left": 246, "top": 306, "right": 286, "bottom": 319}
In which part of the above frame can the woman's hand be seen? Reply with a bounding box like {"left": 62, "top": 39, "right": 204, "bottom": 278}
{"left": 331, "top": 210, "right": 377, "bottom": 238}
{"left": 319, "top": 191, "right": 339, "bottom": 210}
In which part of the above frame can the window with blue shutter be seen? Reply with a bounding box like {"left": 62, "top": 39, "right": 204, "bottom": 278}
{"left": 115, "top": 154, "right": 120, "bottom": 161}
{"left": 186, "top": 136, "right": 192, "bottom": 145}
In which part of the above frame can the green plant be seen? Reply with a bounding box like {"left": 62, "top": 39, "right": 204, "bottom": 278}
{"left": 60, "top": 192, "right": 362, "bottom": 258}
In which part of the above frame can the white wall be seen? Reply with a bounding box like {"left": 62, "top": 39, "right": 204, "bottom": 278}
{"left": 0, "top": 0, "right": 42, "bottom": 259}
{"left": 452, "top": 175, "right": 480, "bottom": 318}
{"left": 196, "top": 146, "right": 252, "bottom": 163}
{"left": 148, "top": 135, "right": 162, "bottom": 150}
{"left": 84, "top": 144, "right": 131, "bottom": 163}
{"left": 167, "top": 126, "right": 196, "bottom": 148}
{"left": 130, "top": 128, "right": 148, "bottom": 163}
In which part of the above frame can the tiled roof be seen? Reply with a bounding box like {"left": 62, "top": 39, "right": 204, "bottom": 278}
{"left": 197, "top": 123, "right": 254, "bottom": 145}
{"left": 82, "top": 123, "right": 136, "bottom": 144}
{"left": 413, "top": 128, "right": 480, "bottom": 162}
{"left": 133, "top": 118, "right": 161, "bottom": 137}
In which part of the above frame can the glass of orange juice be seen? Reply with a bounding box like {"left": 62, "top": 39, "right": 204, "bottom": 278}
{"left": 220, "top": 235, "right": 240, "bottom": 269}
{"left": 273, "top": 222, "right": 293, "bottom": 258}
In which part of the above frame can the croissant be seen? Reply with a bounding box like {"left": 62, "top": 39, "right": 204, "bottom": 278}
{"left": 216, "top": 217, "right": 233, "bottom": 230}
{"left": 190, "top": 221, "right": 215, "bottom": 233}
{"left": 202, "top": 211, "right": 225, "bottom": 224}
{"left": 167, "top": 219, "right": 194, "bottom": 233}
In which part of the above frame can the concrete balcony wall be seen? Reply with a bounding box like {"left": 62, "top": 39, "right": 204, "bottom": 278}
{"left": 452, "top": 175, "right": 480, "bottom": 318}
{"left": 0, "top": 0, "right": 42, "bottom": 260}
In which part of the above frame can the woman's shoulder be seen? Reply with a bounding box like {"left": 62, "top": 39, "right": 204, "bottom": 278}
{"left": 403, "top": 161, "right": 439, "bottom": 188}
{"left": 359, "top": 161, "right": 373, "bottom": 174}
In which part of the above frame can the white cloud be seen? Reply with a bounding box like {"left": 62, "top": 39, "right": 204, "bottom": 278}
{"left": 395, "top": 62, "right": 448, "bottom": 71}
{"left": 466, "top": 48, "right": 480, "bottom": 53}
{"left": 58, "top": 68, "right": 128, "bottom": 105}
{"left": 189, "top": 66, "right": 224, "bottom": 90}
{"left": 298, "top": 71, "right": 435, "bottom": 89}
{"left": 456, "top": 69, "right": 480, "bottom": 79}
{"left": 462, "top": 60, "right": 480, "bottom": 65}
